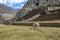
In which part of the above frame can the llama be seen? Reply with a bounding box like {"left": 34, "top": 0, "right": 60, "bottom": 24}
{"left": 32, "top": 22, "right": 40, "bottom": 29}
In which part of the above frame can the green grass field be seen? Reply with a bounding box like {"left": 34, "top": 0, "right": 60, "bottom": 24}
{"left": 0, "top": 24, "right": 60, "bottom": 40}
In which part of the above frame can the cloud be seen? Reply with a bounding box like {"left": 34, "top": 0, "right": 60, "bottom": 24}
{"left": 9, "top": 0, "right": 26, "bottom": 3}
{"left": 0, "top": 0, "right": 28, "bottom": 9}
{"left": 0, "top": 0, "right": 4, "bottom": 3}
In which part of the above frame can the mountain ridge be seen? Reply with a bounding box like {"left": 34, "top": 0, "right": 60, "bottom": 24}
{"left": 0, "top": 3, "right": 17, "bottom": 13}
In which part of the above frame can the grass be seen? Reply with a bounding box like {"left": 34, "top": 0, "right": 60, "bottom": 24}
{"left": 0, "top": 24, "right": 60, "bottom": 40}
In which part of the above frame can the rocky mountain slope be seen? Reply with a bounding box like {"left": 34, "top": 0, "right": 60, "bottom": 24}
{"left": 0, "top": 3, "right": 17, "bottom": 21}
{"left": 16, "top": 0, "right": 60, "bottom": 21}
{"left": 0, "top": 3, "right": 17, "bottom": 13}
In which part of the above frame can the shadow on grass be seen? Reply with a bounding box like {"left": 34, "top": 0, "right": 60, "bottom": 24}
{"left": 2, "top": 22, "right": 60, "bottom": 27}
{"left": 10, "top": 23, "right": 60, "bottom": 27}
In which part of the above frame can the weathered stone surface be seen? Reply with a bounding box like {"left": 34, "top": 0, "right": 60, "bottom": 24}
{"left": 16, "top": 0, "right": 60, "bottom": 21}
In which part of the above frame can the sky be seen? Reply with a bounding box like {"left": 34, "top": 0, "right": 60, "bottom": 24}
{"left": 0, "top": 0, "right": 28, "bottom": 9}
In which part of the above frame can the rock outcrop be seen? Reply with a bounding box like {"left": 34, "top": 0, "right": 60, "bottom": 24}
{"left": 16, "top": 0, "right": 60, "bottom": 21}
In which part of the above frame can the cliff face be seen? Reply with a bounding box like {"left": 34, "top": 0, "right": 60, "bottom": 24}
{"left": 16, "top": 0, "right": 60, "bottom": 21}
{"left": 17, "top": 0, "right": 42, "bottom": 18}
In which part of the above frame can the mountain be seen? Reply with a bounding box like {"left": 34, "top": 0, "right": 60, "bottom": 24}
{"left": 0, "top": 3, "right": 17, "bottom": 13}
{"left": 16, "top": 0, "right": 60, "bottom": 21}
{"left": 0, "top": 3, "right": 18, "bottom": 21}
{"left": 17, "top": 0, "right": 60, "bottom": 17}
